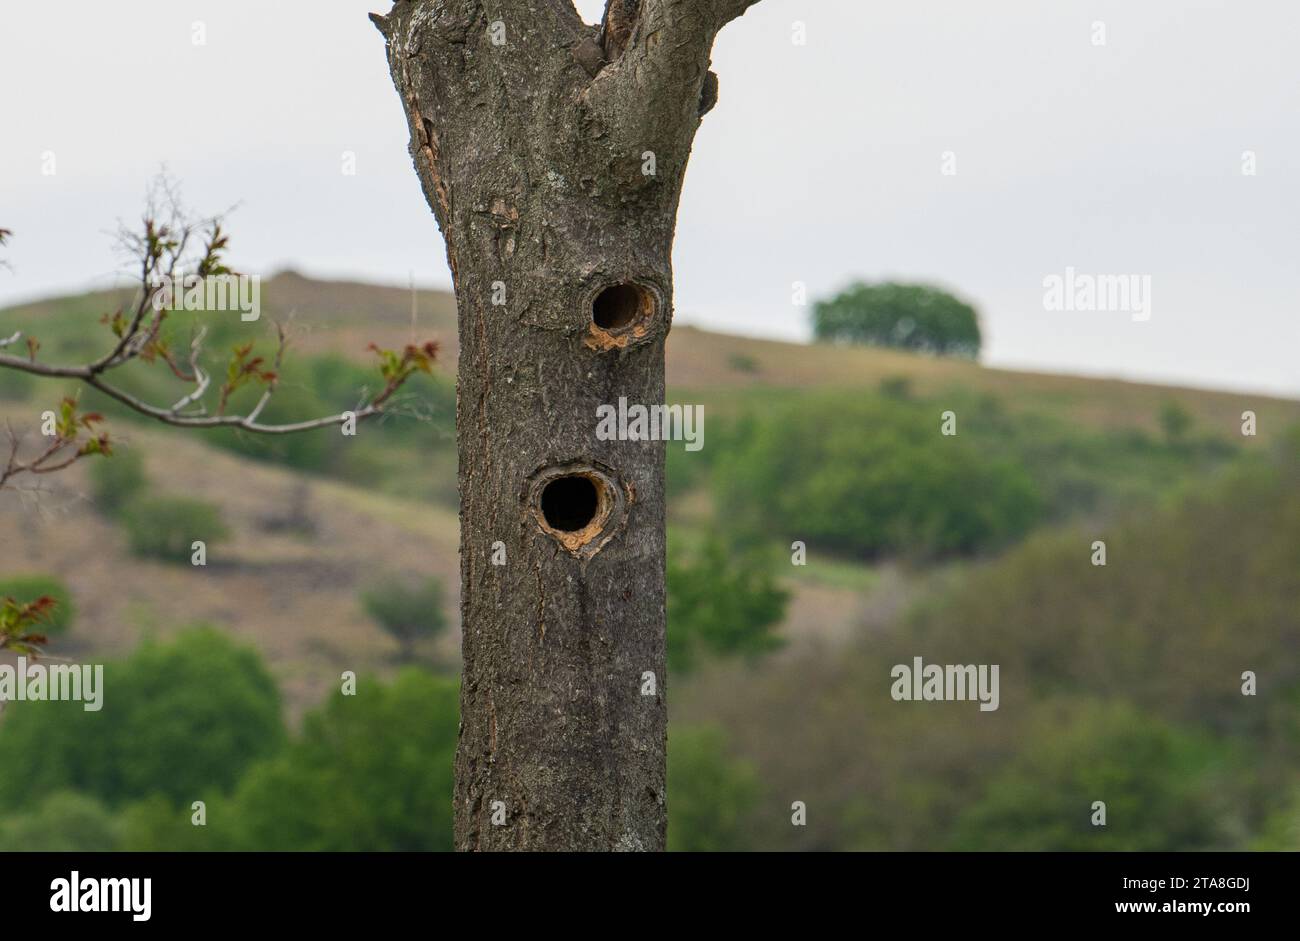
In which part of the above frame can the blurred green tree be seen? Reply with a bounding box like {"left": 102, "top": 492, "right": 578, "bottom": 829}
{"left": 0, "top": 791, "right": 122, "bottom": 852}
{"left": 949, "top": 701, "right": 1236, "bottom": 851}
{"left": 225, "top": 670, "right": 457, "bottom": 851}
{"left": 667, "top": 725, "right": 762, "bottom": 851}
{"left": 1159, "top": 400, "right": 1194, "bottom": 445}
{"left": 120, "top": 794, "right": 236, "bottom": 851}
{"left": 715, "top": 396, "right": 1042, "bottom": 559}
{"left": 122, "top": 496, "right": 228, "bottom": 562}
{"left": 667, "top": 538, "right": 788, "bottom": 674}
{"left": 361, "top": 576, "right": 449, "bottom": 664}
{"left": 813, "top": 282, "right": 981, "bottom": 357}
{"left": 0, "top": 627, "right": 283, "bottom": 808}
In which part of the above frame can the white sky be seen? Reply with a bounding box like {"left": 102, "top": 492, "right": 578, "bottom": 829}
{"left": 1, "top": 0, "right": 1297, "bottom": 395}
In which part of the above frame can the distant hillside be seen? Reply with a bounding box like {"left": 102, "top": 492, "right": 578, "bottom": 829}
{"left": 3, "top": 272, "right": 1295, "bottom": 435}
{"left": 1, "top": 274, "right": 1296, "bottom": 721}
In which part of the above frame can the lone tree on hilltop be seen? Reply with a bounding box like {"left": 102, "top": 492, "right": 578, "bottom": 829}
{"left": 813, "top": 281, "right": 983, "bottom": 358}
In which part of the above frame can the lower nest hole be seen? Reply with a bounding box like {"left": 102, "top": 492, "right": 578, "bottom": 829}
{"left": 540, "top": 475, "right": 600, "bottom": 532}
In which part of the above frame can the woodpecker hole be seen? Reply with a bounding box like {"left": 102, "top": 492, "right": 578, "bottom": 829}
{"left": 528, "top": 463, "right": 627, "bottom": 557}
{"left": 586, "top": 280, "right": 659, "bottom": 350}
{"left": 593, "top": 283, "right": 646, "bottom": 330}
{"left": 541, "top": 475, "right": 599, "bottom": 532}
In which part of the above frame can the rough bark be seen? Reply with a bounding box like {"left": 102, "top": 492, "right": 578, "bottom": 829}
{"left": 374, "top": 0, "right": 759, "bottom": 851}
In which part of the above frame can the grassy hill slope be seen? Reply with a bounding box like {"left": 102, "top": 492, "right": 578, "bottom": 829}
{"left": 1, "top": 274, "right": 1296, "bottom": 722}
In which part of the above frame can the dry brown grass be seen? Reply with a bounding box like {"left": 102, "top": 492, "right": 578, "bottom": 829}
{"left": 0, "top": 410, "right": 461, "bottom": 721}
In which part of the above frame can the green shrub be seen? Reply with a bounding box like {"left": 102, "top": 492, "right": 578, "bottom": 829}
{"left": 726, "top": 352, "right": 760, "bottom": 374}
{"left": 88, "top": 448, "right": 147, "bottom": 517}
{"left": 123, "top": 496, "right": 228, "bottom": 562}
{"left": 224, "top": 670, "right": 457, "bottom": 851}
{"left": 1254, "top": 785, "right": 1300, "bottom": 850}
{"left": 905, "top": 457, "right": 1300, "bottom": 731}
{"left": 120, "top": 794, "right": 237, "bottom": 851}
{"left": 949, "top": 701, "right": 1235, "bottom": 851}
{"left": 0, "top": 574, "right": 74, "bottom": 636}
{"left": 0, "top": 627, "right": 284, "bottom": 809}
{"left": 1159, "top": 400, "right": 1194, "bottom": 445}
{"left": 667, "top": 537, "right": 788, "bottom": 674}
{"left": 879, "top": 375, "right": 913, "bottom": 399}
{"left": 0, "top": 791, "right": 122, "bottom": 852}
{"left": 714, "top": 396, "right": 1042, "bottom": 559}
{"left": 361, "top": 576, "right": 449, "bottom": 663}
{"left": 116, "top": 670, "right": 458, "bottom": 852}
{"left": 668, "top": 725, "right": 762, "bottom": 851}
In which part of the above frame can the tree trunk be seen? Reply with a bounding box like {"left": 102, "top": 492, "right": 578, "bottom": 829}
{"left": 374, "top": 0, "right": 758, "bottom": 851}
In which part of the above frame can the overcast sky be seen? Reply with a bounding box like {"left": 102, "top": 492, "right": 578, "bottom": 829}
{"left": 2, "top": 1, "right": 1296, "bottom": 395}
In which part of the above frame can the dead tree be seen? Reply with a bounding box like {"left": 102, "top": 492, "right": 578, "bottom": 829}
{"left": 372, "top": 0, "right": 762, "bottom": 850}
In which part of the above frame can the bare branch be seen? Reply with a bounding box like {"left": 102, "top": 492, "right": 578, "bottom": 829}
{"left": 0, "top": 422, "right": 21, "bottom": 490}
{"left": 82, "top": 374, "right": 384, "bottom": 434}
{"left": 0, "top": 414, "right": 106, "bottom": 492}
{"left": 0, "top": 178, "right": 441, "bottom": 492}
{"left": 169, "top": 326, "right": 210, "bottom": 413}
{"left": 0, "top": 343, "right": 402, "bottom": 435}
{"left": 245, "top": 321, "right": 289, "bottom": 424}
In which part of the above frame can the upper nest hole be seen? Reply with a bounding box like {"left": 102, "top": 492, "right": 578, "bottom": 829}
{"left": 592, "top": 283, "right": 650, "bottom": 331}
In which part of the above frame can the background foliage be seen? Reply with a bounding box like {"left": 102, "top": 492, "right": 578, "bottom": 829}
{"left": 812, "top": 282, "right": 982, "bottom": 357}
